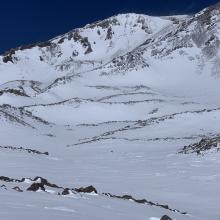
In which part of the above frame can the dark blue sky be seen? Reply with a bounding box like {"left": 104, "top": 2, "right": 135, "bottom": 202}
{"left": 0, "top": 0, "right": 219, "bottom": 53}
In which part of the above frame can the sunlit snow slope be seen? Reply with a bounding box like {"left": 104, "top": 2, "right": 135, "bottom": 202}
{"left": 1, "top": 3, "right": 220, "bottom": 220}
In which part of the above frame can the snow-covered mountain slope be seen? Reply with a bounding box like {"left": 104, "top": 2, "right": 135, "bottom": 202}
{"left": 1, "top": 3, "right": 220, "bottom": 220}
{"left": 0, "top": 14, "right": 173, "bottom": 84}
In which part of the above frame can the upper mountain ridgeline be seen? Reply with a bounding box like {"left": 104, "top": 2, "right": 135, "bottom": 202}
{"left": 1, "top": 3, "right": 220, "bottom": 86}
{"left": 0, "top": 14, "right": 174, "bottom": 82}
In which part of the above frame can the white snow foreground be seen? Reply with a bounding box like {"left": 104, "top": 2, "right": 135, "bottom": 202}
{"left": 1, "top": 3, "right": 220, "bottom": 220}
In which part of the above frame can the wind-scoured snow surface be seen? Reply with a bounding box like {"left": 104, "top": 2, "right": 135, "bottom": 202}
{"left": 1, "top": 4, "right": 220, "bottom": 220}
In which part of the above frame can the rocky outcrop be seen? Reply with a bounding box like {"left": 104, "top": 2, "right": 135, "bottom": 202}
{"left": 75, "top": 185, "right": 98, "bottom": 194}
{"left": 160, "top": 215, "right": 172, "bottom": 220}
{"left": 179, "top": 136, "right": 220, "bottom": 155}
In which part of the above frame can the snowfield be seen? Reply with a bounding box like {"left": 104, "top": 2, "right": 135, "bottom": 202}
{"left": 1, "top": 3, "right": 220, "bottom": 220}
